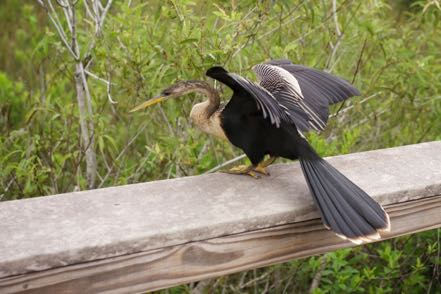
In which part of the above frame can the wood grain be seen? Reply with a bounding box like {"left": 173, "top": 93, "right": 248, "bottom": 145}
{"left": 2, "top": 141, "right": 441, "bottom": 280}
{"left": 1, "top": 194, "right": 440, "bottom": 294}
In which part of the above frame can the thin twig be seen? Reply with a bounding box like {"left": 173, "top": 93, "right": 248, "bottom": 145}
{"left": 257, "top": 0, "right": 307, "bottom": 41}
{"left": 69, "top": 0, "right": 79, "bottom": 57}
{"left": 84, "top": 0, "right": 95, "bottom": 20}
{"left": 99, "top": 0, "right": 113, "bottom": 32}
{"left": 61, "top": 4, "right": 73, "bottom": 33}
{"left": 84, "top": 69, "right": 114, "bottom": 85}
{"left": 332, "top": 0, "right": 341, "bottom": 36}
{"left": 190, "top": 279, "right": 213, "bottom": 294}
{"left": 84, "top": 69, "right": 118, "bottom": 103}
{"left": 204, "top": 154, "right": 247, "bottom": 174}
{"left": 98, "top": 121, "right": 149, "bottom": 188}
{"left": 329, "top": 92, "right": 381, "bottom": 119}
{"left": 309, "top": 256, "right": 327, "bottom": 293}
{"left": 43, "top": 0, "right": 79, "bottom": 59}
{"left": 351, "top": 38, "right": 368, "bottom": 84}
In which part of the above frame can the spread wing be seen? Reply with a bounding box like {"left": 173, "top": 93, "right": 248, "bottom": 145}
{"left": 206, "top": 67, "right": 292, "bottom": 128}
{"left": 253, "top": 60, "right": 360, "bottom": 132}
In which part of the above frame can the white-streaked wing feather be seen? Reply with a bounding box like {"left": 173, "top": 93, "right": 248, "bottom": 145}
{"left": 266, "top": 59, "right": 361, "bottom": 105}
{"left": 253, "top": 64, "right": 327, "bottom": 132}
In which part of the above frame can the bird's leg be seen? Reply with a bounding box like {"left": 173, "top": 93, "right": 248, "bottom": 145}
{"left": 222, "top": 164, "right": 261, "bottom": 179}
{"left": 253, "top": 156, "right": 277, "bottom": 175}
{"left": 222, "top": 156, "right": 277, "bottom": 178}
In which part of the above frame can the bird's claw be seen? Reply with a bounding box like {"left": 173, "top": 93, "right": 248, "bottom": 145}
{"left": 255, "top": 156, "right": 277, "bottom": 175}
{"left": 254, "top": 165, "right": 270, "bottom": 176}
{"left": 222, "top": 165, "right": 261, "bottom": 179}
{"left": 221, "top": 157, "right": 277, "bottom": 178}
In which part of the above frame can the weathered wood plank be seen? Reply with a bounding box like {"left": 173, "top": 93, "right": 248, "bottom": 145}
{"left": 1, "top": 141, "right": 441, "bottom": 293}
{"left": 1, "top": 195, "right": 440, "bottom": 293}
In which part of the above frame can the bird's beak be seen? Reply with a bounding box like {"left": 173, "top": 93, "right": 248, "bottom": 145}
{"left": 129, "top": 95, "right": 167, "bottom": 112}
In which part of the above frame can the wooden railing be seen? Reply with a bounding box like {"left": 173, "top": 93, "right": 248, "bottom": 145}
{"left": 1, "top": 141, "right": 441, "bottom": 293}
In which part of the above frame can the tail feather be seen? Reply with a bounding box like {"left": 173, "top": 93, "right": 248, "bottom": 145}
{"left": 318, "top": 160, "right": 389, "bottom": 229}
{"left": 309, "top": 160, "right": 374, "bottom": 238}
{"left": 300, "top": 156, "right": 390, "bottom": 243}
{"left": 301, "top": 159, "right": 370, "bottom": 239}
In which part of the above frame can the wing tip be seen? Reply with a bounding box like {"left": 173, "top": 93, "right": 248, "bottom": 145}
{"left": 351, "top": 86, "right": 362, "bottom": 97}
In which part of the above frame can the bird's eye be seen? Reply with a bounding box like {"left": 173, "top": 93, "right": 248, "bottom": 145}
{"left": 162, "top": 90, "right": 170, "bottom": 96}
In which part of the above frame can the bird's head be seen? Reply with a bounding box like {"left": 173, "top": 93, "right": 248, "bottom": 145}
{"left": 129, "top": 80, "right": 214, "bottom": 112}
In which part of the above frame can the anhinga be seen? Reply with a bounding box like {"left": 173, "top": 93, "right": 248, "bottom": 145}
{"left": 130, "top": 59, "right": 390, "bottom": 243}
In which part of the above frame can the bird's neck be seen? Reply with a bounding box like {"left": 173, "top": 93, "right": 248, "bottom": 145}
{"left": 191, "top": 85, "right": 220, "bottom": 119}
{"left": 189, "top": 85, "right": 227, "bottom": 140}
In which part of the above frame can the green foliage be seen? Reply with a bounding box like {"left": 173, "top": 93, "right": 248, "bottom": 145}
{"left": 1, "top": 0, "right": 440, "bottom": 292}
{"left": 0, "top": 72, "right": 27, "bottom": 130}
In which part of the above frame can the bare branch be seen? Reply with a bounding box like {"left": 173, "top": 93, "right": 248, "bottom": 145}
{"left": 79, "top": 65, "right": 94, "bottom": 129}
{"left": 62, "top": 6, "right": 73, "bottom": 33}
{"left": 84, "top": 0, "right": 113, "bottom": 57}
{"left": 190, "top": 279, "right": 213, "bottom": 294}
{"left": 93, "top": 0, "right": 101, "bottom": 34}
{"left": 43, "top": 0, "right": 79, "bottom": 59}
{"left": 39, "top": 0, "right": 115, "bottom": 189}
{"left": 85, "top": 70, "right": 118, "bottom": 104}
{"left": 37, "top": 0, "right": 46, "bottom": 7}
{"left": 204, "top": 154, "right": 247, "bottom": 174}
{"left": 99, "top": 0, "right": 113, "bottom": 32}
{"left": 97, "top": 0, "right": 104, "bottom": 12}
{"left": 326, "top": 0, "right": 343, "bottom": 69}
{"left": 330, "top": 92, "right": 381, "bottom": 119}
{"left": 47, "top": 13, "right": 79, "bottom": 59}
{"left": 308, "top": 256, "right": 327, "bottom": 293}
{"left": 106, "top": 76, "right": 117, "bottom": 104}
{"left": 75, "top": 62, "right": 97, "bottom": 189}
{"left": 332, "top": 0, "right": 341, "bottom": 36}
{"left": 55, "top": 0, "right": 69, "bottom": 8}
{"left": 69, "top": 0, "right": 80, "bottom": 57}
{"left": 84, "top": 70, "right": 114, "bottom": 85}
{"left": 84, "top": 0, "right": 96, "bottom": 20}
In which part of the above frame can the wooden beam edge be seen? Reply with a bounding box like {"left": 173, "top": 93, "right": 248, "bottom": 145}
{"left": 1, "top": 194, "right": 441, "bottom": 293}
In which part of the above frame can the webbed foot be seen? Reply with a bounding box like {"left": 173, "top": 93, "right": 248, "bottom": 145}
{"left": 222, "top": 164, "right": 261, "bottom": 179}
{"left": 254, "top": 156, "right": 277, "bottom": 176}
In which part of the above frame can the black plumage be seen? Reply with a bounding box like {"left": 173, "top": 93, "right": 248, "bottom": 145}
{"left": 206, "top": 60, "right": 389, "bottom": 242}
{"left": 131, "top": 59, "right": 390, "bottom": 243}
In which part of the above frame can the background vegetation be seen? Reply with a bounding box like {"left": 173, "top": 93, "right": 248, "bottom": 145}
{"left": 1, "top": 0, "right": 440, "bottom": 292}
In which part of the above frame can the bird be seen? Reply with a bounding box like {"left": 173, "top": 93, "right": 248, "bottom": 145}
{"left": 130, "top": 59, "right": 390, "bottom": 243}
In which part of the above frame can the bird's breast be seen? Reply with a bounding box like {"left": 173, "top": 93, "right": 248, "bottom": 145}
{"left": 190, "top": 107, "right": 227, "bottom": 140}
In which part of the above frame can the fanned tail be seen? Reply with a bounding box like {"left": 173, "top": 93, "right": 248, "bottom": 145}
{"left": 299, "top": 154, "right": 390, "bottom": 244}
